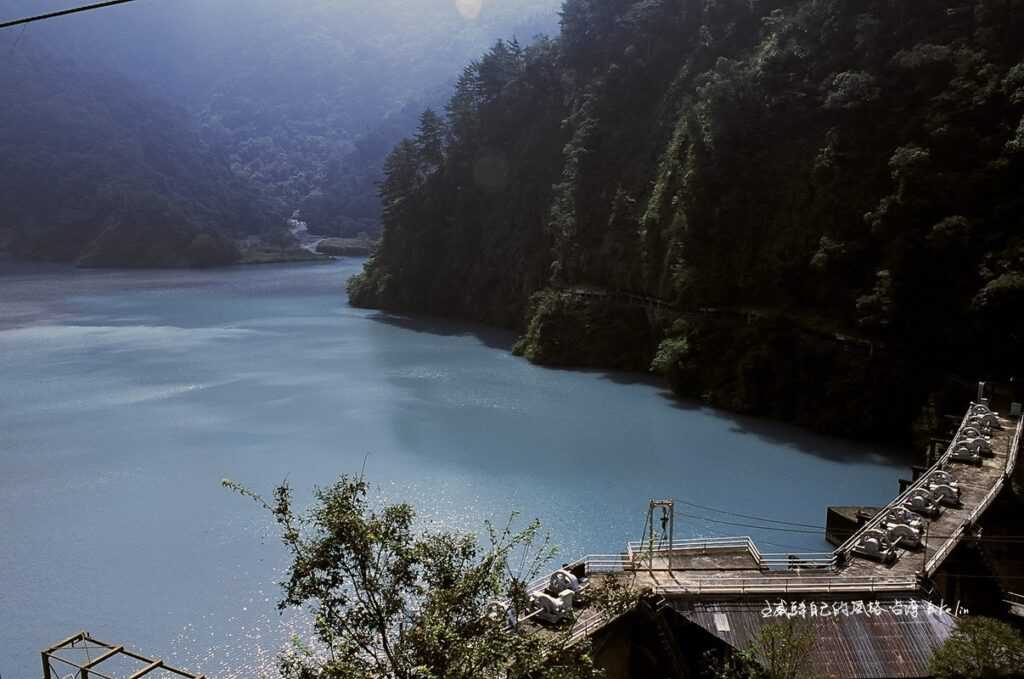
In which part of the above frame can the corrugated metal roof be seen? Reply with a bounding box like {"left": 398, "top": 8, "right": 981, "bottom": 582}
{"left": 670, "top": 596, "right": 955, "bottom": 679}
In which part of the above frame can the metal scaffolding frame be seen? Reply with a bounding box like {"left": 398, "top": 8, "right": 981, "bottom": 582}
{"left": 41, "top": 631, "right": 204, "bottom": 679}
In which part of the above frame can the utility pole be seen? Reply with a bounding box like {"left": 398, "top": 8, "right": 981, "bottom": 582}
{"left": 644, "top": 499, "right": 676, "bottom": 572}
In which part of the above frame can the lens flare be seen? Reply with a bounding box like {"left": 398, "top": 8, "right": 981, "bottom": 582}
{"left": 455, "top": 0, "right": 482, "bottom": 20}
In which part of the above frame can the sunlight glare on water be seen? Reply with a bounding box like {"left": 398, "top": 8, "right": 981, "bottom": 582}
{"left": 0, "top": 259, "right": 909, "bottom": 678}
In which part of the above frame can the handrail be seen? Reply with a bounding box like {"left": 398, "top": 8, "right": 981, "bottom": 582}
{"left": 526, "top": 554, "right": 631, "bottom": 593}
{"left": 749, "top": 538, "right": 764, "bottom": 563}
{"left": 925, "top": 524, "right": 966, "bottom": 577}
{"left": 969, "top": 475, "right": 1003, "bottom": 526}
{"left": 1007, "top": 414, "right": 1022, "bottom": 477}
{"left": 625, "top": 537, "right": 834, "bottom": 570}
{"left": 924, "top": 414, "right": 1024, "bottom": 576}
{"left": 567, "top": 611, "right": 610, "bottom": 646}
{"left": 626, "top": 537, "right": 758, "bottom": 567}
{"left": 759, "top": 557, "right": 836, "bottom": 568}
{"left": 658, "top": 575, "right": 919, "bottom": 596}
{"left": 524, "top": 408, "right": 1016, "bottom": 634}
{"left": 836, "top": 408, "right": 973, "bottom": 560}
{"left": 626, "top": 537, "right": 756, "bottom": 551}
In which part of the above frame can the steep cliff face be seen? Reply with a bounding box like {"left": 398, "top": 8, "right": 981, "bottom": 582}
{"left": 350, "top": 0, "right": 1024, "bottom": 437}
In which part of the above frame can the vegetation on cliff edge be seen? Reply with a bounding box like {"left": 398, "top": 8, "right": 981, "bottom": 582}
{"left": 351, "top": 0, "right": 1024, "bottom": 436}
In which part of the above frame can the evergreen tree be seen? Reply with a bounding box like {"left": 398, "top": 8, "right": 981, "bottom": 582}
{"left": 379, "top": 139, "right": 421, "bottom": 223}
{"left": 351, "top": 0, "right": 1024, "bottom": 436}
{"left": 414, "top": 109, "right": 446, "bottom": 172}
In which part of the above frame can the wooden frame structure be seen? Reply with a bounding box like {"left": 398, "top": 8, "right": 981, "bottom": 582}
{"left": 41, "top": 631, "right": 204, "bottom": 679}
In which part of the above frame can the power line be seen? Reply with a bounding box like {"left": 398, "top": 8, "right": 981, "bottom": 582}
{"left": 0, "top": 0, "right": 146, "bottom": 30}
{"left": 677, "top": 498, "right": 1024, "bottom": 542}
{"left": 678, "top": 498, "right": 825, "bottom": 529}
{"left": 678, "top": 511, "right": 824, "bottom": 535}
{"left": 681, "top": 513, "right": 818, "bottom": 553}
{"left": 678, "top": 510, "right": 1024, "bottom": 544}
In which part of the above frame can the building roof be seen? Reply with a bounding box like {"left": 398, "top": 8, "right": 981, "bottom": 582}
{"left": 669, "top": 596, "right": 956, "bottom": 679}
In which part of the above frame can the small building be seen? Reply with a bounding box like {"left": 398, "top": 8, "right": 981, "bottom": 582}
{"left": 668, "top": 596, "right": 955, "bottom": 679}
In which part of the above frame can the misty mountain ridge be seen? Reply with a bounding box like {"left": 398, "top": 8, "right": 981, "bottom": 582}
{"left": 0, "top": 39, "right": 278, "bottom": 267}
{"left": 0, "top": 0, "right": 561, "bottom": 265}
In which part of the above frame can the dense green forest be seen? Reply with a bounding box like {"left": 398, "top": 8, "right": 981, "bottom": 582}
{"left": 0, "top": 41, "right": 277, "bottom": 267}
{"left": 350, "top": 0, "right": 1024, "bottom": 436}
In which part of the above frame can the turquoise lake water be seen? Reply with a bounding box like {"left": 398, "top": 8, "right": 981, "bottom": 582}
{"left": 0, "top": 259, "right": 910, "bottom": 677}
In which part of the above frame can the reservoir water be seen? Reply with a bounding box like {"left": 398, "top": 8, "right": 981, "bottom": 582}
{"left": 0, "top": 259, "right": 910, "bottom": 677}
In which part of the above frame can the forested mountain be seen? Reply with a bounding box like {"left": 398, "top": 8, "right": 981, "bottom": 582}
{"left": 350, "top": 0, "right": 1024, "bottom": 437}
{"left": 0, "top": 0, "right": 561, "bottom": 239}
{"left": 0, "top": 41, "right": 276, "bottom": 267}
{"left": 297, "top": 87, "right": 454, "bottom": 237}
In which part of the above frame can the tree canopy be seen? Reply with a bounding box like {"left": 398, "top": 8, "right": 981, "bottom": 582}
{"left": 929, "top": 616, "right": 1024, "bottom": 679}
{"left": 224, "top": 476, "right": 600, "bottom": 679}
{"left": 713, "top": 619, "right": 817, "bottom": 679}
{"left": 350, "top": 0, "right": 1024, "bottom": 437}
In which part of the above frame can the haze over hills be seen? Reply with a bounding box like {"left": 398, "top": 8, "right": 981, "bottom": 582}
{"left": 0, "top": 0, "right": 561, "bottom": 264}
{"left": 0, "top": 40, "right": 277, "bottom": 267}
{"left": 349, "top": 0, "right": 1024, "bottom": 436}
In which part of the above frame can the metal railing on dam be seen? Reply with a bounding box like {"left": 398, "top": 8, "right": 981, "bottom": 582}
{"left": 518, "top": 402, "right": 1021, "bottom": 644}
